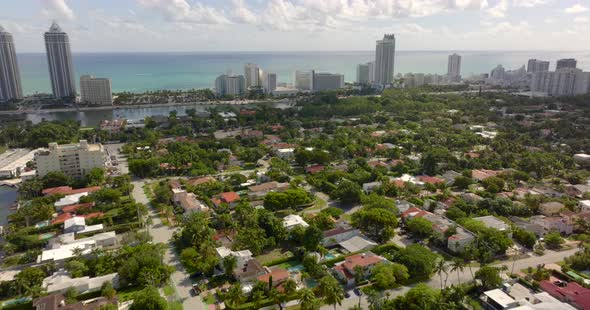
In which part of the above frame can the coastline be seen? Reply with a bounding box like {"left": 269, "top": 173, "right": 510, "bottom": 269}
{"left": 0, "top": 99, "right": 293, "bottom": 116}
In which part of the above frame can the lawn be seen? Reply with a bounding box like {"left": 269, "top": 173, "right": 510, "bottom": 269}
{"left": 168, "top": 301, "right": 183, "bottom": 310}
{"left": 117, "top": 286, "right": 144, "bottom": 302}
{"left": 202, "top": 293, "right": 217, "bottom": 305}
{"left": 163, "top": 283, "right": 176, "bottom": 297}
{"left": 255, "top": 249, "right": 293, "bottom": 265}
{"left": 278, "top": 260, "right": 301, "bottom": 269}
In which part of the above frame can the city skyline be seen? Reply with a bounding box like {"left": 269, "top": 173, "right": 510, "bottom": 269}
{"left": 1, "top": 0, "right": 590, "bottom": 52}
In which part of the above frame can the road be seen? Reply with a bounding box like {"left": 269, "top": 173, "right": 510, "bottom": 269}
{"left": 321, "top": 247, "right": 579, "bottom": 310}
{"left": 131, "top": 180, "right": 207, "bottom": 310}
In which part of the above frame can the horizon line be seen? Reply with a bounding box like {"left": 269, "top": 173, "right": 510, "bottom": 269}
{"left": 13, "top": 49, "right": 590, "bottom": 54}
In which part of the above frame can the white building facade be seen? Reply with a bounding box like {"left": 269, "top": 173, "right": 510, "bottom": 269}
{"left": 374, "top": 34, "right": 396, "bottom": 85}
{"left": 80, "top": 75, "right": 112, "bottom": 105}
{"left": 44, "top": 22, "right": 76, "bottom": 98}
{"left": 0, "top": 25, "right": 23, "bottom": 101}
{"left": 34, "top": 140, "right": 106, "bottom": 178}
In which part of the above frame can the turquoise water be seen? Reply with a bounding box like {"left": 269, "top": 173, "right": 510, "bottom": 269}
{"left": 2, "top": 297, "right": 31, "bottom": 306}
{"left": 16, "top": 51, "right": 590, "bottom": 95}
{"left": 288, "top": 264, "right": 304, "bottom": 272}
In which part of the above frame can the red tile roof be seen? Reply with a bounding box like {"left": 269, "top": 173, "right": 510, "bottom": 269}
{"left": 305, "top": 165, "right": 325, "bottom": 174}
{"left": 342, "top": 253, "right": 383, "bottom": 270}
{"left": 417, "top": 176, "right": 444, "bottom": 185}
{"left": 220, "top": 192, "right": 240, "bottom": 203}
{"left": 257, "top": 268, "right": 289, "bottom": 284}
{"left": 472, "top": 169, "right": 500, "bottom": 181}
{"left": 83, "top": 212, "right": 104, "bottom": 220}
{"left": 401, "top": 207, "right": 430, "bottom": 219}
{"left": 61, "top": 202, "right": 94, "bottom": 214}
{"left": 42, "top": 186, "right": 102, "bottom": 196}
{"left": 52, "top": 213, "right": 73, "bottom": 225}
{"left": 540, "top": 280, "right": 590, "bottom": 309}
{"left": 187, "top": 176, "right": 215, "bottom": 186}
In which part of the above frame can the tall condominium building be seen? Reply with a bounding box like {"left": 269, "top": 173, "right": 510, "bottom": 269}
{"left": 556, "top": 58, "right": 577, "bottom": 70}
{"left": 447, "top": 53, "right": 461, "bottom": 83}
{"left": 215, "top": 74, "right": 245, "bottom": 96}
{"left": 244, "top": 63, "right": 261, "bottom": 88}
{"left": 294, "top": 70, "right": 314, "bottom": 90}
{"left": 0, "top": 25, "right": 23, "bottom": 101}
{"left": 367, "top": 61, "right": 375, "bottom": 83}
{"left": 80, "top": 75, "right": 112, "bottom": 105}
{"left": 374, "top": 34, "right": 396, "bottom": 85}
{"left": 264, "top": 73, "right": 277, "bottom": 94}
{"left": 34, "top": 140, "right": 106, "bottom": 178}
{"left": 45, "top": 22, "right": 76, "bottom": 98}
{"left": 356, "top": 63, "right": 370, "bottom": 84}
{"left": 527, "top": 59, "right": 549, "bottom": 73}
{"left": 531, "top": 68, "right": 590, "bottom": 96}
{"left": 313, "top": 72, "right": 344, "bottom": 91}
{"left": 490, "top": 65, "right": 506, "bottom": 81}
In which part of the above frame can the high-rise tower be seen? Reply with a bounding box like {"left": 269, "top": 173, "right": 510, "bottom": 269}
{"left": 447, "top": 53, "right": 462, "bottom": 83}
{"left": 0, "top": 25, "right": 23, "bottom": 101}
{"left": 45, "top": 22, "right": 76, "bottom": 98}
{"left": 374, "top": 34, "right": 396, "bottom": 85}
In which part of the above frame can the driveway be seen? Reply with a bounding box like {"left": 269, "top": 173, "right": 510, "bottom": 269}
{"left": 132, "top": 180, "right": 207, "bottom": 310}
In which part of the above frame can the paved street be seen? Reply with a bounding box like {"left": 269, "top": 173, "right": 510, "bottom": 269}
{"left": 320, "top": 247, "right": 579, "bottom": 309}
{"left": 131, "top": 180, "right": 207, "bottom": 310}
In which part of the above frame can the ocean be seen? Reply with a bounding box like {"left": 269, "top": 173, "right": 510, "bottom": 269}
{"left": 16, "top": 50, "right": 590, "bottom": 95}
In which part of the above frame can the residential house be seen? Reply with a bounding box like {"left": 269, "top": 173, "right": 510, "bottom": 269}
{"left": 539, "top": 202, "right": 566, "bottom": 216}
{"left": 33, "top": 294, "right": 118, "bottom": 310}
{"left": 322, "top": 226, "right": 361, "bottom": 247}
{"left": 63, "top": 217, "right": 103, "bottom": 235}
{"left": 332, "top": 252, "right": 388, "bottom": 287}
{"left": 283, "top": 215, "right": 309, "bottom": 230}
{"left": 235, "top": 259, "right": 267, "bottom": 283}
{"left": 212, "top": 192, "right": 240, "bottom": 208}
{"left": 338, "top": 236, "right": 378, "bottom": 253}
{"left": 447, "top": 227, "right": 476, "bottom": 253}
{"left": 42, "top": 270, "right": 118, "bottom": 294}
{"left": 276, "top": 148, "right": 295, "bottom": 160}
{"left": 216, "top": 246, "right": 253, "bottom": 272}
{"left": 38, "top": 232, "right": 117, "bottom": 264}
{"left": 187, "top": 176, "right": 216, "bottom": 187}
{"left": 441, "top": 170, "right": 461, "bottom": 184}
{"left": 248, "top": 181, "right": 289, "bottom": 199}
{"left": 473, "top": 215, "right": 511, "bottom": 237}
{"left": 530, "top": 215, "right": 573, "bottom": 235}
{"left": 540, "top": 280, "right": 590, "bottom": 309}
{"left": 510, "top": 216, "right": 546, "bottom": 237}
{"left": 566, "top": 185, "right": 590, "bottom": 198}
{"left": 362, "top": 181, "right": 381, "bottom": 194}
{"left": 579, "top": 200, "right": 590, "bottom": 212}
{"left": 461, "top": 193, "right": 484, "bottom": 204}
{"left": 305, "top": 165, "right": 325, "bottom": 174}
{"left": 257, "top": 267, "right": 301, "bottom": 291}
{"left": 42, "top": 186, "right": 101, "bottom": 197}
{"left": 172, "top": 189, "right": 209, "bottom": 214}
{"left": 472, "top": 169, "right": 500, "bottom": 181}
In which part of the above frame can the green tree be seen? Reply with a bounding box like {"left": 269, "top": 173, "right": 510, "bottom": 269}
{"left": 223, "top": 255, "right": 237, "bottom": 279}
{"left": 434, "top": 258, "right": 448, "bottom": 289}
{"left": 393, "top": 244, "right": 439, "bottom": 278}
{"left": 332, "top": 179, "right": 362, "bottom": 204}
{"left": 482, "top": 176, "right": 505, "bottom": 193}
{"left": 371, "top": 262, "right": 409, "bottom": 289}
{"left": 101, "top": 281, "right": 116, "bottom": 299}
{"left": 351, "top": 207, "right": 398, "bottom": 243}
{"left": 513, "top": 228, "right": 537, "bottom": 249}
{"left": 449, "top": 259, "right": 466, "bottom": 285}
{"left": 300, "top": 288, "right": 320, "bottom": 310}
{"left": 224, "top": 283, "right": 245, "bottom": 307}
{"left": 86, "top": 167, "right": 106, "bottom": 186}
{"left": 14, "top": 267, "right": 46, "bottom": 296}
{"left": 318, "top": 274, "right": 344, "bottom": 310}
{"left": 452, "top": 176, "right": 473, "bottom": 190}
{"left": 545, "top": 231, "right": 564, "bottom": 249}
{"left": 130, "top": 286, "right": 167, "bottom": 310}
{"left": 42, "top": 171, "right": 73, "bottom": 188}
{"left": 65, "top": 260, "right": 89, "bottom": 278}
{"left": 303, "top": 225, "right": 323, "bottom": 251}
{"left": 475, "top": 265, "right": 504, "bottom": 290}
{"left": 406, "top": 217, "right": 434, "bottom": 238}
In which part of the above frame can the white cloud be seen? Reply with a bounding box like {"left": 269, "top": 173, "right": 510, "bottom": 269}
{"left": 565, "top": 4, "right": 588, "bottom": 14}
{"left": 544, "top": 18, "right": 554, "bottom": 24}
{"left": 487, "top": 0, "right": 508, "bottom": 18}
{"left": 231, "top": 0, "right": 258, "bottom": 24}
{"left": 40, "top": 0, "right": 75, "bottom": 21}
{"left": 512, "top": 0, "right": 546, "bottom": 8}
{"left": 574, "top": 16, "right": 589, "bottom": 24}
{"left": 136, "top": 0, "right": 229, "bottom": 24}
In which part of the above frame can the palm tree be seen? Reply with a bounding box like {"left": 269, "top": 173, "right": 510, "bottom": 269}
{"left": 434, "top": 258, "right": 448, "bottom": 289}
{"left": 318, "top": 275, "right": 344, "bottom": 310}
{"left": 268, "top": 287, "right": 286, "bottom": 310}
{"left": 450, "top": 258, "right": 466, "bottom": 285}
{"left": 251, "top": 289, "right": 265, "bottom": 309}
{"left": 224, "top": 283, "right": 245, "bottom": 307}
{"left": 283, "top": 278, "right": 297, "bottom": 296}
{"left": 222, "top": 256, "right": 237, "bottom": 279}
{"left": 300, "top": 288, "right": 320, "bottom": 310}
{"left": 71, "top": 247, "right": 84, "bottom": 258}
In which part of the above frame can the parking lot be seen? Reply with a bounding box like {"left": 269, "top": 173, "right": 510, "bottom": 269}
{"left": 104, "top": 143, "right": 128, "bottom": 175}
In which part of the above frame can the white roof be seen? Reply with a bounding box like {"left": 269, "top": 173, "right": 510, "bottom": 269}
{"left": 339, "top": 236, "right": 378, "bottom": 253}
{"left": 283, "top": 214, "right": 309, "bottom": 228}
{"left": 43, "top": 270, "right": 118, "bottom": 294}
{"left": 54, "top": 193, "right": 89, "bottom": 207}
{"left": 484, "top": 289, "right": 516, "bottom": 308}
{"left": 39, "top": 240, "right": 96, "bottom": 262}
{"left": 216, "top": 246, "right": 253, "bottom": 258}
{"left": 78, "top": 224, "right": 104, "bottom": 234}
{"left": 277, "top": 148, "right": 295, "bottom": 153}
{"left": 64, "top": 216, "right": 85, "bottom": 229}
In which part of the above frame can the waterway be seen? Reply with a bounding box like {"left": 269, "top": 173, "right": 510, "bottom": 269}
{"left": 0, "top": 186, "right": 17, "bottom": 227}
{"left": 21, "top": 101, "right": 290, "bottom": 127}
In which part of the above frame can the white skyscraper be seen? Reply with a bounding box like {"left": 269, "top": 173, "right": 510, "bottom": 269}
{"left": 44, "top": 22, "right": 76, "bottom": 98}
{"left": 531, "top": 68, "right": 590, "bottom": 96}
{"left": 0, "top": 25, "right": 23, "bottom": 101}
{"left": 215, "top": 74, "right": 245, "bottom": 96}
{"left": 527, "top": 59, "right": 549, "bottom": 73}
{"left": 356, "top": 63, "right": 370, "bottom": 84}
{"left": 294, "top": 70, "right": 314, "bottom": 90}
{"left": 367, "top": 61, "right": 375, "bottom": 83}
{"left": 374, "top": 34, "right": 396, "bottom": 85}
{"left": 313, "top": 72, "right": 344, "bottom": 91}
{"left": 447, "top": 53, "right": 461, "bottom": 83}
{"left": 244, "top": 63, "right": 261, "bottom": 88}
{"left": 264, "top": 73, "right": 277, "bottom": 94}
{"left": 80, "top": 75, "right": 112, "bottom": 105}
{"left": 490, "top": 65, "right": 506, "bottom": 81}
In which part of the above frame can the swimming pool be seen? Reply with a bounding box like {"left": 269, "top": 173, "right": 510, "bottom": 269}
{"left": 288, "top": 264, "right": 304, "bottom": 272}
{"left": 2, "top": 297, "right": 32, "bottom": 307}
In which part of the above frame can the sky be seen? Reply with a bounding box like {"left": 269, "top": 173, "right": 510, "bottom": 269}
{"left": 1, "top": 0, "right": 590, "bottom": 52}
